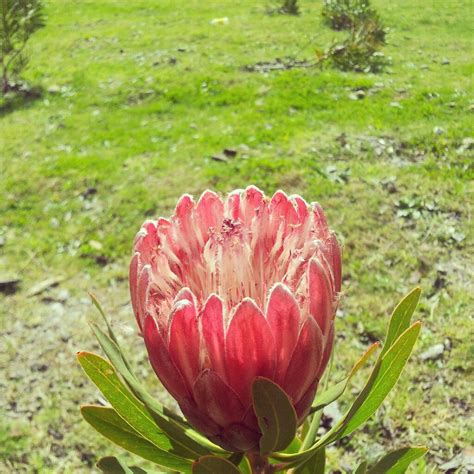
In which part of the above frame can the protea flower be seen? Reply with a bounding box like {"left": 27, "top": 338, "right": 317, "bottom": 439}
{"left": 129, "top": 186, "right": 341, "bottom": 452}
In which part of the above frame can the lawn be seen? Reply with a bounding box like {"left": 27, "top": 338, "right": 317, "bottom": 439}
{"left": 1, "top": 0, "right": 473, "bottom": 472}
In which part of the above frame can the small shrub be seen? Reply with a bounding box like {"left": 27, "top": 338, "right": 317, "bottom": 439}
{"left": 267, "top": 0, "right": 299, "bottom": 15}
{"left": 280, "top": 0, "right": 299, "bottom": 15}
{"left": 317, "top": 18, "right": 388, "bottom": 72}
{"left": 318, "top": 0, "right": 388, "bottom": 73}
{"left": 1, "top": 0, "right": 45, "bottom": 95}
{"left": 322, "top": 0, "right": 377, "bottom": 30}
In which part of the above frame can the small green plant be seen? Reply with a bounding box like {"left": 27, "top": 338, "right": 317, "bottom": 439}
{"left": 267, "top": 0, "right": 299, "bottom": 15}
{"left": 280, "top": 0, "right": 299, "bottom": 15}
{"left": 1, "top": 0, "right": 45, "bottom": 95}
{"left": 322, "top": 0, "right": 376, "bottom": 31}
{"left": 318, "top": 0, "right": 388, "bottom": 73}
{"left": 317, "top": 18, "right": 388, "bottom": 72}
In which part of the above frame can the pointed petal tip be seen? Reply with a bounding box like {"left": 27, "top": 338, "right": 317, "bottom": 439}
{"left": 173, "top": 287, "right": 197, "bottom": 305}
{"left": 268, "top": 281, "right": 293, "bottom": 296}
{"left": 245, "top": 184, "right": 264, "bottom": 194}
{"left": 172, "top": 298, "right": 194, "bottom": 313}
{"left": 203, "top": 292, "right": 225, "bottom": 308}
{"left": 175, "top": 193, "right": 195, "bottom": 216}
{"left": 234, "top": 297, "right": 261, "bottom": 313}
{"left": 198, "top": 189, "right": 222, "bottom": 202}
{"left": 271, "top": 189, "right": 289, "bottom": 200}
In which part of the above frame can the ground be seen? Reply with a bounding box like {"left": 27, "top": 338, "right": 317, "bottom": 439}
{"left": 1, "top": 0, "right": 473, "bottom": 472}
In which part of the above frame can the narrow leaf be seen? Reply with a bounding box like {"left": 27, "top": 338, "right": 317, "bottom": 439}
{"left": 382, "top": 288, "right": 421, "bottom": 356}
{"left": 281, "top": 437, "right": 302, "bottom": 454}
{"left": 77, "top": 351, "right": 199, "bottom": 459}
{"left": 238, "top": 457, "right": 252, "bottom": 474}
{"left": 82, "top": 406, "right": 191, "bottom": 472}
{"left": 354, "top": 461, "right": 368, "bottom": 474}
{"left": 367, "top": 446, "right": 428, "bottom": 474}
{"left": 335, "top": 322, "right": 421, "bottom": 439}
{"left": 294, "top": 447, "right": 325, "bottom": 474}
{"left": 252, "top": 377, "right": 297, "bottom": 455}
{"left": 311, "top": 342, "right": 380, "bottom": 412}
{"left": 193, "top": 456, "right": 242, "bottom": 473}
{"left": 89, "top": 292, "right": 120, "bottom": 345}
{"left": 97, "top": 456, "right": 147, "bottom": 473}
{"left": 227, "top": 452, "right": 244, "bottom": 466}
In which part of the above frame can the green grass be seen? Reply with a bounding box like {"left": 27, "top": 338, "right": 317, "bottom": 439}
{"left": 1, "top": 0, "right": 473, "bottom": 472}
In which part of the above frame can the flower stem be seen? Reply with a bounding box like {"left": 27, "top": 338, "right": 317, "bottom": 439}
{"left": 247, "top": 452, "right": 276, "bottom": 474}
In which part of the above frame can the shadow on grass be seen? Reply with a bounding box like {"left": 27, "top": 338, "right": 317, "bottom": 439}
{"left": 0, "top": 87, "right": 43, "bottom": 117}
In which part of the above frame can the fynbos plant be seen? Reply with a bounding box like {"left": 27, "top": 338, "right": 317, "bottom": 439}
{"left": 268, "top": 0, "right": 299, "bottom": 16}
{"left": 1, "top": 0, "right": 45, "bottom": 94}
{"left": 322, "top": 0, "right": 377, "bottom": 31}
{"left": 280, "top": 0, "right": 299, "bottom": 15}
{"left": 79, "top": 187, "right": 427, "bottom": 473}
{"left": 318, "top": 0, "right": 388, "bottom": 73}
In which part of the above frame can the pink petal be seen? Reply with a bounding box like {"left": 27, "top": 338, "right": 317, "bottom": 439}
{"left": 328, "top": 232, "right": 342, "bottom": 294}
{"left": 266, "top": 284, "right": 301, "bottom": 385}
{"left": 283, "top": 317, "right": 323, "bottom": 403}
{"left": 129, "top": 252, "right": 141, "bottom": 330}
{"left": 317, "top": 322, "right": 335, "bottom": 380}
{"left": 201, "top": 294, "right": 227, "bottom": 380}
{"left": 179, "top": 398, "right": 220, "bottom": 436}
{"left": 225, "top": 190, "right": 241, "bottom": 220}
{"left": 173, "top": 287, "right": 196, "bottom": 306}
{"left": 133, "top": 220, "right": 158, "bottom": 252}
{"left": 143, "top": 314, "right": 190, "bottom": 401}
{"left": 175, "top": 194, "right": 194, "bottom": 222}
{"left": 225, "top": 299, "right": 275, "bottom": 406}
{"left": 312, "top": 202, "right": 330, "bottom": 240}
{"left": 242, "top": 405, "right": 259, "bottom": 431}
{"left": 291, "top": 195, "right": 310, "bottom": 224}
{"left": 220, "top": 423, "right": 260, "bottom": 452}
{"left": 193, "top": 369, "right": 245, "bottom": 427}
{"left": 309, "top": 258, "right": 333, "bottom": 337}
{"left": 270, "top": 190, "right": 298, "bottom": 228}
{"left": 294, "top": 379, "right": 319, "bottom": 422}
{"left": 155, "top": 217, "right": 177, "bottom": 252}
{"left": 240, "top": 186, "right": 264, "bottom": 225}
{"left": 196, "top": 190, "right": 224, "bottom": 239}
{"left": 168, "top": 300, "right": 201, "bottom": 391}
{"left": 137, "top": 265, "right": 152, "bottom": 331}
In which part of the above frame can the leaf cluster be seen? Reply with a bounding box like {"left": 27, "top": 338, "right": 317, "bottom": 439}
{"left": 1, "top": 0, "right": 45, "bottom": 93}
{"left": 322, "top": 0, "right": 378, "bottom": 31}
{"left": 267, "top": 0, "right": 299, "bottom": 16}
{"left": 318, "top": 0, "right": 388, "bottom": 73}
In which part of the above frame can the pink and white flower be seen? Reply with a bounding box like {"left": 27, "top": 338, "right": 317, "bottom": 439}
{"left": 129, "top": 186, "right": 341, "bottom": 451}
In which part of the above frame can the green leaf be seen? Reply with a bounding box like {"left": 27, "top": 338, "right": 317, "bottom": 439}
{"left": 311, "top": 342, "right": 380, "bottom": 412}
{"left": 192, "top": 456, "right": 242, "bottom": 473}
{"left": 334, "top": 322, "right": 421, "bottom": 439}
{"left": 77, "top": 351, "right": 200, "bottom": 459}
{"left": 294, "top": 447, "right": 325, "bottom": 474}
{"left": 238, "top": 457, "right": 252, "bottom": 474}
{"left": 96, "top": 456, "right": 148, "bottom": 473}
{"left": 227, "top": 452, "right": 244, "bottom": 466}
{"left": 82, "top": 406, "right": 191, "bottom": 473}
{"left": 354, "top": 461, "right": 368, "bottom": 474}
{"left": 252, "top": 377, "right": 297, "bottom": 455}
{"left": 89, "top": 292, "right": 120, "bottom": 345}
{"left": 281, "top": 436, "right": 302, "bottom": 454}
{"left": 367, "top": 447, "right": 428, "bottom": 473}
{"left": 382, "top": 288, "right": 421, "bottom": 357}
